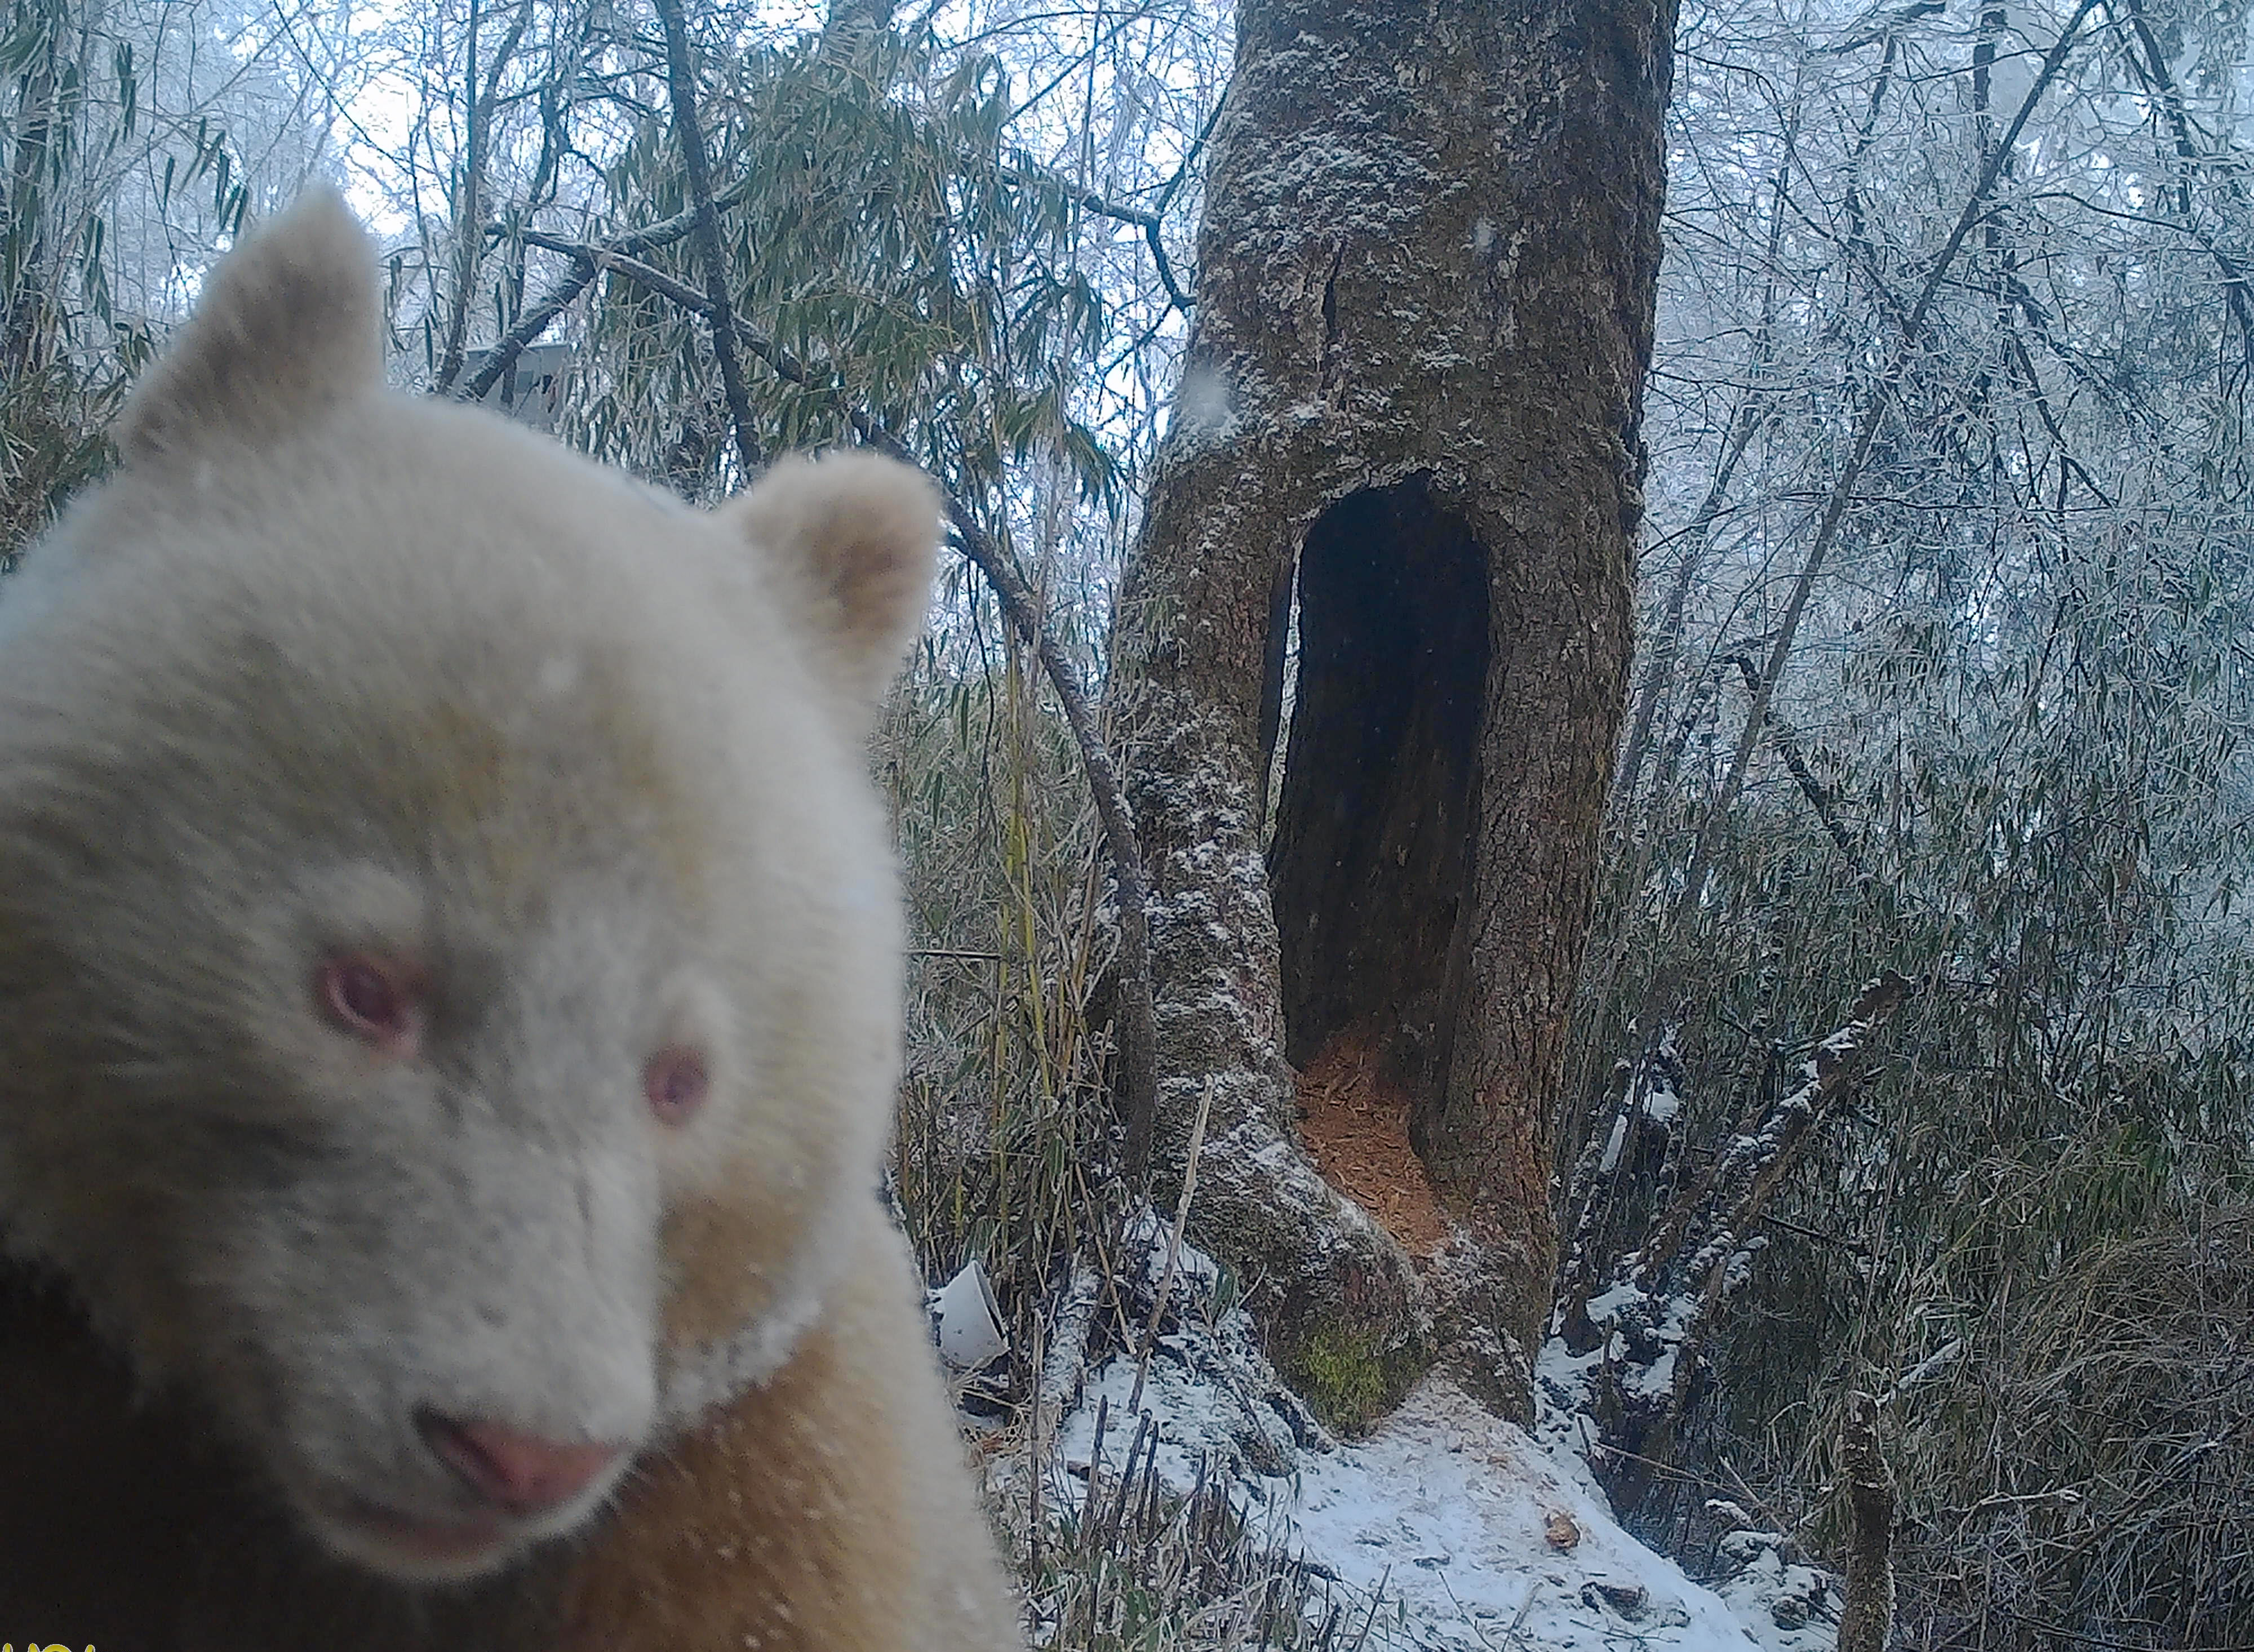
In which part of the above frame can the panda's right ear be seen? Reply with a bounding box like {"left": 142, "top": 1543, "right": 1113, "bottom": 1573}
{"left": 721, "top": 450, "right": 940, "bottom": 725}
{"left": 116, "top": 186, "right": 384, "bottom": 465}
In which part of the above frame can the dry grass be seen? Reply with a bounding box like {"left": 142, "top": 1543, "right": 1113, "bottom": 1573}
{"left": 1887, "top": 1207, "right": 2254, "bottom": 1649}
{"left": 1018, "top": 1405, "right": 1363, "bottom": 1652}
{"left": 877, "top": 647, "right": 1352, "bottom": 1647}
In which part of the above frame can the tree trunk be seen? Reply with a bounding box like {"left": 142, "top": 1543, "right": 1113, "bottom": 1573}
{"left": 1837, "top": 1391, "right": 1897, "bottom": 1652}
{"left": 1113, "top": 0, "right": 1673, "bottom": 1422}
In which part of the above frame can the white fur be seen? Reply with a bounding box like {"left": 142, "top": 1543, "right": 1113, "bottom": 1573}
{"left": 0, "top": 189, "right": 950, "bottom": 1592}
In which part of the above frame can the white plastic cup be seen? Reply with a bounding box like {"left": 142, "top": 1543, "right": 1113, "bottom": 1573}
{"left": 933, "top": 1257, "right": 1009, "bottom": 1369}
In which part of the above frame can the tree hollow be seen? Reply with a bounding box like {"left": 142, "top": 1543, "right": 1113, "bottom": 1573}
{"left": 1269, "top": 478, "right": 1490, "bottom": 1151}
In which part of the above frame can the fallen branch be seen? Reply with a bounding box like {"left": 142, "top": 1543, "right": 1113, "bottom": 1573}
{"left": 1577, "top": 976, "right": 1909, "bottom": 1503}
{"left": 1647, "top": 973, "right": 1908, "bottom": 1436}
{"left": 1635, "top": 970, "right": 1909, "bottom": 1294}
{"left": 1035, "top": 1253, "right": 1103, "bottom": 1442}
{"left": 1129, "top": 1074, "right": 1213, "bottom": 1415}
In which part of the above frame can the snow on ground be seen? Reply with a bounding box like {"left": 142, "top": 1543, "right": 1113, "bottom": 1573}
{"left": 1041, "top": 1231, "right": 1840, "bottom": 1652}
{"left": 1533, "top": 1291, "right": 1840, "bottom": 1652}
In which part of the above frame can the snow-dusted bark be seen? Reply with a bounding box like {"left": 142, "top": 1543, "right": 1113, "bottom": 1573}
{"left": 1113, "top": 0, "right": 1675, "bottom": 1422}
{"left": 1555, "top": 974, "right": 1910, "bottom": 1512}
{"left": 1836, "top": 1390, "right": 1896, "bottom": 1652}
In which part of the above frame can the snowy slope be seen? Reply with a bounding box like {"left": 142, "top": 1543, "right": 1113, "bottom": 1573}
{"left": 1037, "top": 1230, "right": 1840, "bottom": 1651}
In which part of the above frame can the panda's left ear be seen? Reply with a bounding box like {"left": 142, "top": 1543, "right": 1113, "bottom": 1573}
{"left": 722, "top": 450, "right": 940, "bottom": 720}
{"left": 116, "top": 186, "right": 382, "bottom": 466}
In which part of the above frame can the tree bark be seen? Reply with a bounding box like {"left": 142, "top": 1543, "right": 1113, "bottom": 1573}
{"left": 1838, "top": 1390, "right": 1897, "bottom": 1652}
{"left": 1112, "top": 0, "right": 1675, "bottom": 1420}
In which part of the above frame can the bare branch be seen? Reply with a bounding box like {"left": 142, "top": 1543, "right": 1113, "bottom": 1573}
{"left": 2106, "top": 0, "right": 2254, "bottom": 361}
{"left": 651, "top": 0, "right": 764, "bottom": 478}
{"left": 1636, "top": 0, "right": 2102, "bottom": 1038}
{"left": 1070, "top": 184, "right": 1193, "bottom": 315}
{"left": 1612, "top": 115, "right": 1792, "bottom": 824}
{"left": 434, "top": 0, "right": 535, "bottom": 394}
{"left": 1722, "top": 653, "right": 1863, "bottom": 870}
{"left": 458, "top": 254, "right": 596, "bottom": 403}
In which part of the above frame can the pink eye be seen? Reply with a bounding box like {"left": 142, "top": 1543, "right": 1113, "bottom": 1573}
{"left": 644, "top": 1048, "right": 709, "bottom": 1126}
{"left": 316, "top": 953, "right": 423, "bottom": 1054}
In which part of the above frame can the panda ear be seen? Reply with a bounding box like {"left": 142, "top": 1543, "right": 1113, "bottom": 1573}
{"left": 723, "top": 450, "right": 940, "bottom": 718}
{"left": 116, "top": 186, "right": 383, "bottom": 465}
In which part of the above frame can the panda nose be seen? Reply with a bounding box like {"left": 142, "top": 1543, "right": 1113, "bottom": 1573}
{"left": 418, "top": 1410, "right": 625, "bottom": 1513}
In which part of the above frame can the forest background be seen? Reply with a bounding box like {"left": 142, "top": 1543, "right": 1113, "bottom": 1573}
{"left": 2, "top": 0, "right": 2251, "bottom": 1644}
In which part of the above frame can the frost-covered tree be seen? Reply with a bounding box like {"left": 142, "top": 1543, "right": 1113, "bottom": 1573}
{"left": 1110, "top": 0, "right": 1676, "bottom": 1423}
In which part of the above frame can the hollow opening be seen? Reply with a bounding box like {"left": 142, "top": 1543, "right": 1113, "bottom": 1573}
{"left": 1266, "top": 478, "right": 1489, "bottom": 1220}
